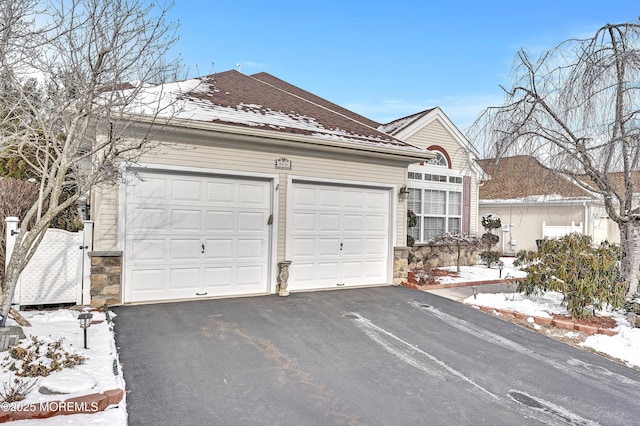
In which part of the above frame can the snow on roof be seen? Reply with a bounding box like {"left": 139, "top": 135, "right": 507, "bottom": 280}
{"left": 120, "top": 71, "right": 425, "bottom": 153}
{"left": 377, "top": 109, "right": 434, "bottom": 136}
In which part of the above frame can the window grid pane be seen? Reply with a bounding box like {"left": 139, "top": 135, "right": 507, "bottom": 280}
{"left": 423, "top": 217, "right": 445, "bottom": 241}
{"left": 449, "top": 191, "right": 462, "bottom": 216}
{"left": 424, "top": 190, "right": 446, "bottom": 215}
{"left": 448, "top": 217, "right": 461, "bottom": 234}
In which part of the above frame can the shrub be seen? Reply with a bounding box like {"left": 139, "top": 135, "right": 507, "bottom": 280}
{"left": 480, "top": 250, "right": 501, "bottom": 267}
{"left": 513, "top": 233, "right": 625, "bottom": 318}
{"left": 1, "top": 336, "right": 86, "bottom": 377}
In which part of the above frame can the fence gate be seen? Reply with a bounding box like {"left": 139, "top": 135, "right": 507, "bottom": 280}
{"left": 5, "top": 218, "right": 93, "bottom": 306}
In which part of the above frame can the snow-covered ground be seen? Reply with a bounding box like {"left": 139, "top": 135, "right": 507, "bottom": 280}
{"left": 434, "top": 257, "right": 527, "bottom": 285}
{"left": 450, "top": 259, "right": 640, "bottom": 369}
{"left": 1, "top": 309, "right": 126, "bottom": 425}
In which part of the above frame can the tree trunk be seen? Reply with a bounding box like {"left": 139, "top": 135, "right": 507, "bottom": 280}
{"left": 619, "top": 221, "right": 640, "bottom": 298}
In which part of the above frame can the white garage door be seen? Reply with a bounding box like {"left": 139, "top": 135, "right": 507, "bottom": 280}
{"left": 123, "top": 171, "right": 272, "bottom": 303}
{"left": 288, "top": 182, "right": 390, "bottom": 291}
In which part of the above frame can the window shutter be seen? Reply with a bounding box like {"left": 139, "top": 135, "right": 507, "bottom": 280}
{"left": 462, "top": 176, "right": 471, "bottom": 234}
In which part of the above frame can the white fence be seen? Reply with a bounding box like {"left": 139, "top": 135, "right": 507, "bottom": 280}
{"left": 5, "top": 217, "right": 93, "bottom": 306}
{"left": 542, "top": 221, "right": 583, "bottom": 239}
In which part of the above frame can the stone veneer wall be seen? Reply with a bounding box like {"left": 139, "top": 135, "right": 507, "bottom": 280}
{"left": 393, "top": 247, "right": 409, "bottom": 285}
{"left": 89, "top": 251, "right": 122, "bottom": 307}
{"left": 409, "top": 243, "right": 480, "bottom": 271}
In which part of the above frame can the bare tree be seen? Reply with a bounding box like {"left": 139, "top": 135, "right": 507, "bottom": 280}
{"left": 0, "top": 0, "right": 181, "bottom": 325}
{"left": 470, "top": 21, "right": 640, "bottom": 298}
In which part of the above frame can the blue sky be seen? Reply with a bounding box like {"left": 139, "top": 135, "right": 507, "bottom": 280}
{"left": 167, "top": 1, "right": 638, "bottom": 130}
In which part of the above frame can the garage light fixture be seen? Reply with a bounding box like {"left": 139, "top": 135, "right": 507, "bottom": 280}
{"left": 78, "top": 312, "right": 93, "bottom": 349}
{"left": 398, "top": 185, "right": 410, "bottom": 200}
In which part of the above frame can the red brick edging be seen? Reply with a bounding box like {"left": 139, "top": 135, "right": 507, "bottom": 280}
{"left": 0, "top": 388, "right": 124, "bottom": 423}
{"left": 474, "top": 305, "right": 618, "bottom": 336}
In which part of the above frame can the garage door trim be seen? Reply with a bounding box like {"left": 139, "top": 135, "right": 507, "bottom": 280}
{"left": 118, "top": 164, "right": 279, "bottom": 304}
{"left": 285, "top": 176, "right": 395, "bottom": 291}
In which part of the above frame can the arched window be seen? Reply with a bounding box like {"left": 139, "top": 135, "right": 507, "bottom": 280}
{"left": 427, "top": 151, "right": 448, "bottom": 167}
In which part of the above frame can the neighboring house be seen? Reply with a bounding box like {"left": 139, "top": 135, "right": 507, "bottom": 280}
{"left": 477, "top": 155, "right": 619, "bottom": 254}
{"left": 380, "top": 108, "right": 486, "bottom": 244}
{"left": 90, "top": 70, "right": 440, "bottom": 305}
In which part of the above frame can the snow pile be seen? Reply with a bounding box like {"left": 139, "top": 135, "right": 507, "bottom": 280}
{"left": 581, "top": 327, "right": 640, "bottom": 368}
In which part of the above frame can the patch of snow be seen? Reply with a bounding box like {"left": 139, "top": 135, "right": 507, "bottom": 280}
{"left": 581, "top": 327, "right": 640, "bottom": 368}
{"left": 464, "top": 291, "right": 567, "bottom": 318}
{"left": 39, "top": 370, "right": 96, "bottom": 394}
{"left": 435, "top": 257, "right": 527, "bottom": 285}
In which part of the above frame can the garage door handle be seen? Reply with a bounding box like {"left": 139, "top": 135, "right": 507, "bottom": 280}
{"left": 340, "top": 242, "right": 343, "bottom": 251}
{"left": 201, "top": 243, "right": 205, "bottom": 253}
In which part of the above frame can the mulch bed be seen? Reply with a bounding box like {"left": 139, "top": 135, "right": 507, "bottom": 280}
{"left": 551, "top": 313, "right": 617, "bottom": 329}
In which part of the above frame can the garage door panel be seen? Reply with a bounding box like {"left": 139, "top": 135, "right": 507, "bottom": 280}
{"left": 206, "top": 182, "right": 235, "bottom": 203}
{"left": 170, "top": 240, "right": 201, "bottom": 260}
{"left": 292, "top": 213, "right": 315, "bottom": 231}
{"left": 239, "top": 183, "right": 269, "bottom": 205}
{"left": 130, "top": 269, "right": 165, "bottom": 291}
{"left": 130, "top": 239, "right": 165, "bottom": 261}
{"left": 131, "top": 208, "right": 168, "bottom": 232}
{"left": 171, "top": 209, "right": 201, "bottom": 231}
{"left": 318, "top": 238, "right": 340, "bottom": 256}
{"left": 130, "top": 177, "right": 166, "bottom": 201}
{"left": 125, "top": 171, "right": 271, "bottom": 303}
{"left": 206, "top": 211, "right": 234, "bottom": 231}
{"left": 168, "top": 268, "right": 200, "bottom": 289}
{"left": 365, "top": 215, "right": 387, "bottom": 232}
{"left": 319, "top": 189, "right": 340, "bottom": 207}
{"left": 238, "top": 212, "right": 266, "bottom": 231}
{"left": 291, "top": 263, "right": 315, "bottom": 282}
{"left": 366, "top": 191, "right": 388, "bottom": 210}
{"left": 205, "top": 239, "right": 233, "bottom": 259}
{"left": 318, "top": 262, "right": 341, "bottom": 280}
{"left": 343, "top": 215, "right": 364, "bottom": 232}
{"left": 172, "top": 179, "right": 202, "bottom": 202}
{"left": 318, "top": 214, "right": 339, "bottom": 231}
{"left": 342, "top": 238, "right": 363, "bottom": 255}
{"left": 237, "top": 239, "right": 265, "bottom": 259}
{"left": 291, "top": 239, "right": 315, "bottom": 257}
{"left": 204, "top": 267, "right": 233, "bottom": 288}
{"left": 365, "top": 238, "right": 387, "bottom": 255}
{"left": 344, "top": 191, "right": 363, "bottom": 208}
{"left": 237, "top": 266, "right": 264, "bottom": 286}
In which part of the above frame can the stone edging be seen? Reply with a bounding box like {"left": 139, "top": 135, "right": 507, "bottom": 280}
{"left": 0, "top": 388, "right": 124, "bottom": 423}
{"left": 472, "top": 305, "right": 619, "bottom": 336}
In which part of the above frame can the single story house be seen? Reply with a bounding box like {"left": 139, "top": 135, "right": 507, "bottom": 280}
{"left": 88, "top": 70, "right": 483, "bottom": 306}
{"left": 477, "top": 155, "right": 619, "bottom": 254}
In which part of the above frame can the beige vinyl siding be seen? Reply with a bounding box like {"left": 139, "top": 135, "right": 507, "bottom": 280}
{"left": 404, "top": 120, "right": 472, "bottom": 172}
{"left": 93, "top": 138, "right": 408, "bottom": 257}
{"left": 91, "top": 185, "right": 119, "bottom": 251}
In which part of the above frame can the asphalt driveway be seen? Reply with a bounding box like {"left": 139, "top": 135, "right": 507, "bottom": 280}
{"left": 113, "top": 287, "right": 640, "bottom": 425}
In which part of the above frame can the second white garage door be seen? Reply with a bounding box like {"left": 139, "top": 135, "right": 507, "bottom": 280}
{"left": 288, "top": 182, "right": 391, "bottom": 291}
{"left": 123, "top": 171, "right": 272, "bottom": 303}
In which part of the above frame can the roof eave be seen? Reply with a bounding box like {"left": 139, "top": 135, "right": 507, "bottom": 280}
{"left": 125, "top": 115, "right": 436, "bottom": 164}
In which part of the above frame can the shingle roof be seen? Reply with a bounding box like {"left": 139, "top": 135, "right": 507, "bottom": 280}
{"left": 128, "top": 70, "right": 422, "bottom": 152}
{"left": 477, "top": 156, "right": 594, "bottom": 201}
{"left": 377, "top": 109, "right": 436, "bottom": 136}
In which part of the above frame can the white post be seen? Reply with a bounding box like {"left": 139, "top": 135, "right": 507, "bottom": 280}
{"left": 5, "top": 217, "right": 20, "bottom": 305}
{"left": 542, "top": 221, "right": 546, "bottom": 238}
{"left": 80, "top": 221, "right": 93, "bottom": 305}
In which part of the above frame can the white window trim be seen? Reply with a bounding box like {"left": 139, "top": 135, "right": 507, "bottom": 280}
{"left": 407, "top": 163, "right": 464, "bottom": 243}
